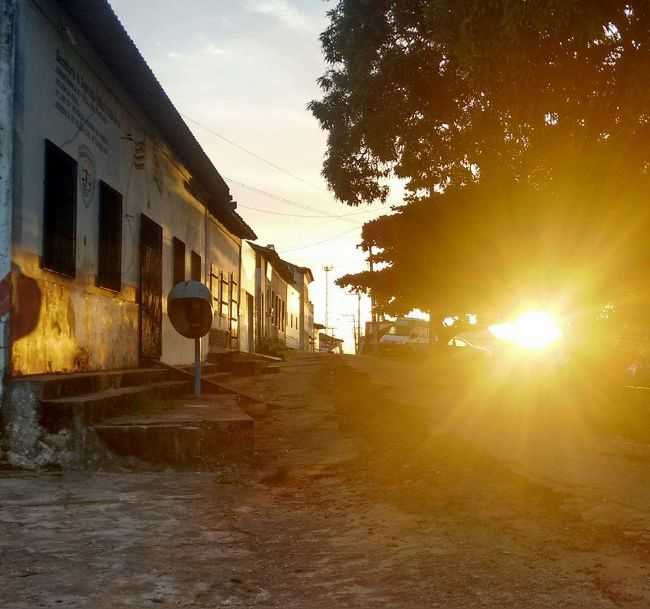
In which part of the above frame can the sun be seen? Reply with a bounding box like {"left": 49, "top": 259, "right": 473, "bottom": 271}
{"left": 489, "top": 311, "right": 561, "bottom": 350}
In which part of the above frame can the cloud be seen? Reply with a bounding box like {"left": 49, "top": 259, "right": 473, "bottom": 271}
{"left": 204, "top": 44, "right": 226, "bottom": 56}
{"left": 167, "top": 44, "right": 227, "bottom": 60}
{"left": 246, "top": 0, "right": 313, "bottom": 32}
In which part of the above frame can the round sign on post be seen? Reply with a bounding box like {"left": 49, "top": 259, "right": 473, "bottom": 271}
{"left": 167, "top": 281, "right": 213, "bottom": 396}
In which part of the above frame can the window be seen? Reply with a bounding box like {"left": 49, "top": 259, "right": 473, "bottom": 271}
{"left": 96, "top": 181, "right": 122, "bottom": 291}
{"left": 230, "top": 273, "right": 239, "bottom": 341}
{"left": 191, "top": 251, "right": 201, "bottom": 281}
{"left": 210, "top": 264, "right": 220, "bottom": 308}
{"left": 230, "top": 274, "right": 238, "bottom": 321}
{"left": 272, "top": 292, "right": 277, "bottom": 326}
{"left": 42, "top": 140, "right": 77, "bottom": 277}
{"left": 172, "top": 238, "right": 185, "bottom": 285}
{"left": 221, "top": 271, "right": 230, "bottom": 317}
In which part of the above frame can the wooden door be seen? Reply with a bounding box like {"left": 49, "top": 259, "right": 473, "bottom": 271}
{"left": 139, "top": 214, "right": 163, "bottom": 360}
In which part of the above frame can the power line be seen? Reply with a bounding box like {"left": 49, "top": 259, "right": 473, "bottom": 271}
{"left": 237, "top": 202, "right": 377, "bottom": 219}
{"left": 182, "top": 114, "right": 324, "bottom": 192}
{"left": 225, "top": 176, "right": 365, "bottom": 227}
{"left": 182, "top": 115, "right": 383, "bottom": 226}
{"left": 279, "top": 226, "right": 361, "bottom": 254}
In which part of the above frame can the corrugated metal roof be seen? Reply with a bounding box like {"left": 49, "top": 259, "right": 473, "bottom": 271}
{"left": 56, "top": 0, "right": 256, "bottom": 240}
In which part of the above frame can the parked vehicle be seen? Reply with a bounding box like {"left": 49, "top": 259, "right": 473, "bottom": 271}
{"left": 448, "top": 333, "right": 493, "bottom": 357}
{"left": 379, "top": 318, "right": 432, "bottom": 355}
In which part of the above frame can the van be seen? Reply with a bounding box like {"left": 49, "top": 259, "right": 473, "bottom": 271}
{"left": 379, "top": 318, "right": 432, "bottom": 354}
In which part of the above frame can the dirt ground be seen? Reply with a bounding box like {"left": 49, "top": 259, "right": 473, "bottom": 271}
{"left": 3, "top": 352, "right": 650, "bottom": 608}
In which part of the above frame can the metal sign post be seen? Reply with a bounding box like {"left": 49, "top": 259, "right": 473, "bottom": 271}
{"left": 168, "top": 281, "right": 213, "bottom": 399}
{"left": 194, "top": 337, "right": 201, "bottom": 397}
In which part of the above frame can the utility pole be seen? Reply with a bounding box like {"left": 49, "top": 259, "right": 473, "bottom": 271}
{"left": 323, "top": 265, "right": 333, "bottom": 335}
{"left": 357, "top": 292, "right": 362, "bottom": 354}
{"left": 368, "top": 246, "right": 378, "bottom": 348}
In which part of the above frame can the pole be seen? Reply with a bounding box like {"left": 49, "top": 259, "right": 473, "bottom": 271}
{"left": 194, "top": 338, "right": 201, "bottom": 397}
{"left": 323, "top": 265, "right": 333, "bottom": 335}
{"left": 368, "top": 247, "right": 378, "bottom": 347}
{"left": 357, "top": 292, "right": 362, "bottom": 354}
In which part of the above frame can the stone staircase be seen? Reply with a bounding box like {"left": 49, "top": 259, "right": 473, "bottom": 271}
{"left": 1, "top": 364, "right": 258, "bottom": 470}
{"left": 91, "top": 394, "right": 254, "bottom": 469}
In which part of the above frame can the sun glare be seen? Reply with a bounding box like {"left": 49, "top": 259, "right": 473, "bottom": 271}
{"left": 489, "top": 311, "right": 561, "bottom": 349}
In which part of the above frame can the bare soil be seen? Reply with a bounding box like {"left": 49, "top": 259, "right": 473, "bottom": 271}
{"left": 2, "top": 352, "right": 650, "bottom": 607}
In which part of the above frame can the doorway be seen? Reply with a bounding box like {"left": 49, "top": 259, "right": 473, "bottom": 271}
{"left": 139, "top": 214, "right": 163, "bottom": 361}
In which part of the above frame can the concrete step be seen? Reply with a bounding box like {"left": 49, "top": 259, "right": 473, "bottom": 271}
{"left": 207, "top": 351, "right": 283, "bottom": 369}
{"left": 9, "top": 367, "right": 174, "bottom": 400}
{"left": 3, "top": 376, "right": 193, "bottom": 469}
{"left": 229, "top": 360, "right": 269, "bottom": 376}
{"left": 239, "top": 352, "right": 283, "bottom": 363}
{"left": 178, "top": 363, "right": 222, "bottom": 376}
{"left": 202, "top": 372, "right": 234, "bottom": 382}
{"left": 39, "top": 380, "right": 191, "bottom": 432}
{"left": 90, "top": 396, "right": 254, "bottom": 468}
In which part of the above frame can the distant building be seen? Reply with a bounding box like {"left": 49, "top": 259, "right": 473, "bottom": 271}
{"left": 312, "top": 322, "right": 326, "bottom": 352}
{"left": 319, "top": 333, "right": 344, "bottom": 354}
{"left": 246, "top": 243, "right": 314, "bottom": 353}
{"left": 285, "top": 263, "right": 315, "bottom": 350}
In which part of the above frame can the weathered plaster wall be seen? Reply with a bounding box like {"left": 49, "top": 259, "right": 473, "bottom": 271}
{"left": 292, "top": 269, "right": 312, "bottom": 351}
{"left": 11, "top": 0, "right": 218, "bottom": 373}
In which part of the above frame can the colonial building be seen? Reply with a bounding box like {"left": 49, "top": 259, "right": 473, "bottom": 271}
{"left": 286, "top": 263, "right": 315, "bottom": 350}
{"left": 0, "top": 0, "right": 256, "bottom": 396}
{"left": 247, "top": 243, "right": 315, "bottom": 353}
{"left": 0, "top": 0, "right": 325, "bottom": 468}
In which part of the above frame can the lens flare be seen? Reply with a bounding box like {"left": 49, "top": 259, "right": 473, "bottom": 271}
{"left": 489, "top": 311, "right": 561, "bottom": 349}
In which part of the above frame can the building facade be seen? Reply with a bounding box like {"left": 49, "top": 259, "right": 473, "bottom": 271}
{"left": 0, "top": 0, "right": 256, "bottom": 393}
{"left": 0, "top": 0, "right": 321, "bottom": 419}
{"left": 248, "top": 243, "right": 315, "bottom": 354}
{"left": 238, "top": 241, "right": 257, "bottom": 353}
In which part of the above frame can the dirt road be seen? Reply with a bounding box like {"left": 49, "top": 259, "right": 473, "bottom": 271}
{"left": 2, "top": 352, "right": 650, "bottom": 607}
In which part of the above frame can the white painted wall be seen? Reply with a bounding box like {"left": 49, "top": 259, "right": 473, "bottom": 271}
{"left": 286, "top": 283, "right": 300, "bottom": 350}
{"left": 205, "top": 213, "right": 241, "bottom": 351}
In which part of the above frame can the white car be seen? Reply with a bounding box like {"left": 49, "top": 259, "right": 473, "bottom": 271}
{"left": 379, "top": 319, "right": 432, "bottom": 354}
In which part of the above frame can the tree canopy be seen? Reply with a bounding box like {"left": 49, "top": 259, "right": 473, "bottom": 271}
{"left": 310, "top": 1, "right": 650, "bottom": 321}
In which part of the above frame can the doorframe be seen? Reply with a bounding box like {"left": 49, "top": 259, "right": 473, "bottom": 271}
{"left": 138, "top": 213, "right": 163, "bottom": 362}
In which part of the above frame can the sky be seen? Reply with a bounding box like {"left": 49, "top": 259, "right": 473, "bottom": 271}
{"left": 108, "top": 0, "right": 394, "bottom": 352}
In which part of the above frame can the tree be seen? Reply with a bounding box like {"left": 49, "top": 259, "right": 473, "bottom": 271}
{"left": 311, "top": 1, "right": 650, "bottom": 320}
